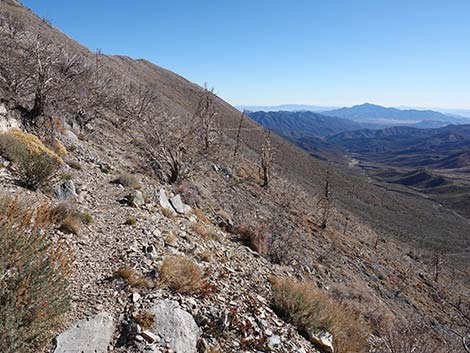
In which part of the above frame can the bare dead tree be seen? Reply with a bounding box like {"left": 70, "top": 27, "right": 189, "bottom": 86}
{"left": 343, "top": 216, "right": 350, "bottom": 235}
{"left": 233, "top": 110, "right": 245, "bottom": 159}
{"left": 259, "top": 129, "right": 273, "bottom": 188}
{"left": 319, "top": 166, "right": 332, "bottom": 229}
{"left": 433, "top": 251, "right": 444, "bottom": 282}
{"left": 194, "top": 85, "right": 219, "bottom": 150}
{"left": 139, "top": 105, "right": 208, "bottom": 184}
{"left": 378, "top": 320, "right": 449, "bottom": 353}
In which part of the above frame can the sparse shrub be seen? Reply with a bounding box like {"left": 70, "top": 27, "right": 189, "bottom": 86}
{"left": 192, "top": 208, "right": 210, "bottom": 224}
{"left": 60, "top": 172, "right": 74, "bottom": 181}
{"left": 66, "top": 160, "right": 82, "bottom": 170}
{"left": 160, "top": 206, "right": 176, "bottom": 219}
{"left": 270, "top": 277, "right": 370, "bottom": 353}
{"left": 114, "top": 266, "right": 152, "bottom": 289}
{"left": 0, "top": 129, "right": 63, "bottom": 190}
{"left": 378, "top": 321, "right": 449, "bottom": 353}
{"left": 81, "top": 212, "right": 93, "bottom": 225}
{"left": 163, "top": 231, "right": 177, "bottom": 246}
{"left": 159, "top": 256, "right": 204, "bottom": 294}
{"left": 112, "top": 173, "right": 141, "bottom": 190}
{"left": 232, "top": 223, "right": 269, "bottom": 255}
{"left": 0, "top": 196, "right": 71, "bottom": 353}
{"left": 124, "top": 216, "right": 137, "bottom": 226}
{"left": 199, "top": 250, "right": 214, "bottom": 263}
{"left": 50, "top": 138, "right": 67, "bottom": 158}
{"left": 59, "top": 214, "right": 81, "bottom": 234}
{"left": 100, "top": 164, "right": 112, "bottom": 174}
{"left": 190, "top": 222, "right": 219, "bottom": 240}
{"left": 134, "top": 310, "right": 155, "bottom": 330}
{"left": 50, "top": 202, "right": 83, "bottom": 234}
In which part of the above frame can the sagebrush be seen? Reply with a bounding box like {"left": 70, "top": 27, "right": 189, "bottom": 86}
{"left": 0, "top": 196, "right": 71, "bottom": 353}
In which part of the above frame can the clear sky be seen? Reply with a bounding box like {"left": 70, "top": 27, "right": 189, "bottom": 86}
{"left": 21, "top": 0, "right": 470, "bottom": 109}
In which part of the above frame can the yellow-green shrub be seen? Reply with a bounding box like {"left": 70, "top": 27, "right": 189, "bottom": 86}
{"left": 0, "top": 129, "right": 63, "bottom": 190}
{"left": 0, "top": 196, "right": 71, "bottom": 353}
{"left": 271, "top": 277, "right": 370, "bottom": 353}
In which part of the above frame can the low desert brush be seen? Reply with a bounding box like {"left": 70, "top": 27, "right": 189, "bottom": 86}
{"left": 124, "top": 216, "right": 138, "bottom": 226}
{"left": 112, "top": 173, "right": 141, "bottom": 190}
{"left": 50, "top": 202, "right": 83, "bottom": 234}
{"left": 114, "top": 266, "right": 152, "bottom": 289}
{"left": 270, "top": 276, "right": 370, "bottom": 353}
{"left": 233, "top": 223, "right": 269, "bottom": 255}
{"left": 192, "top": 208, "right": 210, "bottom": 224}
{"left": 50, "top": 138, "right": 68, "bottom": 158}
{"left": 0, "top": 196, "right": 71, "bottom": 353}
{"left": 134, "top": 310, "right": 155, "bottom": 330}
{"left": 159, "top": 256, "right": 205, "bottom": 294}
{"left": 160, "top": 206, "right": 176, "bottom": 219}
{"left": 190, "top": 222, "right": 219, "bottom": 240}
{"left": 0, "top": 129, "right": 63, "bottom": 190}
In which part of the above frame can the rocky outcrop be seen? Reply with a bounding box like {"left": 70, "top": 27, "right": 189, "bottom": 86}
{"left": 309, "top": 330, "right": 334, "bottom": 353}
{"left": 170, "top": 194, "right": 191, "bottom": 214}
{"left": 54, "top": 180, "right": 77, "bottom": 200}
{"left": 0, "top": 104, "right": 20, "bottom": 132}
{"left": 126, "top": 190, "right": 145, "bottom": 208}
{"left": 54, "top": 312, "right": 114, "bottom": 353}
{"left": 156, "top": 188, "right": 176, "bottom": 214}
{"left": 147, "top": 300, "right": 200, "bottom": 353}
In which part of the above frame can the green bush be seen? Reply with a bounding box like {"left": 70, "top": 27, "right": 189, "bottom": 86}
{"left": 0, "top": 196, "right": 71, "bottom": 353}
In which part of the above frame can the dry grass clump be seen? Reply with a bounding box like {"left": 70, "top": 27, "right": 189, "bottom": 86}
{"left": 190, "top": 222, "right": 219, "bottom": 240}
{"left": 134, "top": 310, "right": 155, "bottom": 330}
{"left": 199, "top": 250, "right": 214, "bottom": 263}
{"left": 192, "top": 208, "right": 210, "bottom": 224}
{"left": 59, "top": 214, "right": 81, "bottom": 234}
{"left": 114, "top": 266, "right": 152, "bottom": 289}
{"left": 66, "top": 160, "right": 82, "bottom": 170}
{"left": 160, "top": 206, "right": 176, "bottom": 219}
{"left": 159, "top": 256, "right": 204, "bottom": 294}
{"left": 0, "top": 196, "right": 71, "bottom": 353}
{"left": 232, "top": 223, "right": 269, "bottom": 255}
{"left": 270, "top": 277, "right": 370, "bottom": 353}
{"left": 124, "top": 216, "right": 138, "bottom": 226}
{"left": 50, "top": 138, "right": 67, "bottom": 158}
{"left": 81, "top": 211, "right": 93, "bottom": 225}
{"left": 0, "top": 129, "right": 63, "bottom": 190}
{"left": 112, "top": 173, "right": 141, "bottom": 190}
{"left": 50, "top": 202, "right": 83, "bottom": 234}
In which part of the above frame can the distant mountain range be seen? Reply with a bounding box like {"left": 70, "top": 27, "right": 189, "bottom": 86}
{"left": 247, "top": 110, "right": 356, "bottom": 162}
{"left": 248, "top": 111, "right": 362, "bottom": 137}
{"left": 325, "top": 103, "right": 469, "bottom": 126}
{"left": 237, "top": 104, "right": 337, "bottom": 112}
{"left": 241, "top": 103, "right": 470, "bottom": 128}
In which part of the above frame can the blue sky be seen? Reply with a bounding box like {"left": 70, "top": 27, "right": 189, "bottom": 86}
{"left": 21, "top": 0, "right": 470, "bottom": 109}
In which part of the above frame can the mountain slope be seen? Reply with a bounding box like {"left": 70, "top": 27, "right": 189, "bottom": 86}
{"left": 248, "top": 110, "right": 362, "bottom": 138}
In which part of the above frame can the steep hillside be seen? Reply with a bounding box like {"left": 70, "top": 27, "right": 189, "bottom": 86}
{"left": 0, "top": 1, "right": 469, "bottom": 353}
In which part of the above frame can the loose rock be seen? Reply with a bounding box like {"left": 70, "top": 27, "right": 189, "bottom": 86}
{"left": 53, "top": 312, "right": 114, "bottom": 353}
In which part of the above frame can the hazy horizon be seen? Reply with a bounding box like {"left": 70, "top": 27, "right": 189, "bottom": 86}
{"left": 21, "top": 0, "right": 470, "bottom": 110}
